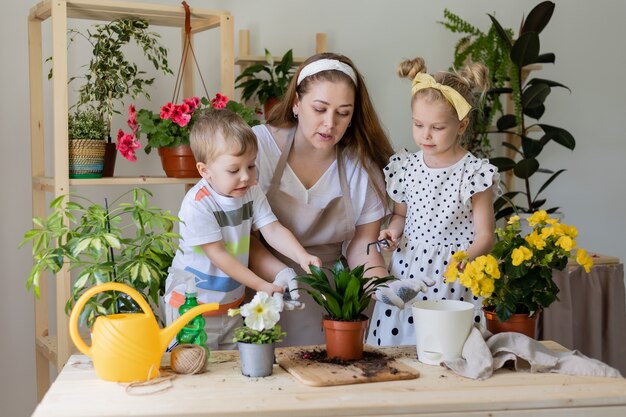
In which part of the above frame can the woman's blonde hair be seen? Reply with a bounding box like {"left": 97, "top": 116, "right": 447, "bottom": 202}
{"left": 398, "top": 56, "right": 489, "bottom": 142}
{"left": 267, "top": 52, "right": 394, "bottom": 203}
{"left": 189, "top": 108, "right": 258, "bottom": 164}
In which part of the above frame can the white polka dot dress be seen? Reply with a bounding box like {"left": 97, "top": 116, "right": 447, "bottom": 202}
{"left": 367, "top": 150, "right": 500, "bottom": 347}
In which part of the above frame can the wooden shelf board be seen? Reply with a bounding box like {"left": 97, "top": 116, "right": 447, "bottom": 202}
{"left": 236, "top": 55, "right": 307, "bottom": 66}
{"left": 29, "top": 0, "right": 230, "bottom": 29}
{"left": 34, "top": 176, "right": 199, "bottom": 189}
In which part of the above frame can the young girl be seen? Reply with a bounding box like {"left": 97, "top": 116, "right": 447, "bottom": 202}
{"left": 367, "top": 57, "right": 500, "bottom": 347}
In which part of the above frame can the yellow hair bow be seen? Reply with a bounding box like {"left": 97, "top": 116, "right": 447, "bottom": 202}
{"left": 411, "top": 73, "right": 472, "bottom": 120}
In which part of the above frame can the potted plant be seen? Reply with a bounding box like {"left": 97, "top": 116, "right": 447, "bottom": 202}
{"left": 438, "top": 8, "right": 515, "bottom": 159}
{"left": 228, "top": 291, "right": 286, "bottom": 377}
{"left": 295, "top": 260, "right": 396, "bottom": 361}
{"left": 235, "top": 48, "right": 296, "bottom": 116}
{"left": 444, "top": 210, "right": 593, "bottom": 338}
{"left": 51, "top": 17, "right": 173, "bottom": 175}
{"left": 67, "top": 108, "right": 108, "bottom": 178}
{"left": 20, "top": 188, "right": 180, "bottom": 326}
{"left": 118, "top": 94, "right": 260, "bottom": 177}
{"left": 440, "top": 2, "right": 575, "bottom": 220}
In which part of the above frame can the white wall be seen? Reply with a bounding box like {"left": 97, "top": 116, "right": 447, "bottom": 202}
{"left": 3, "top": 1, "right": 625, "bottom": 415}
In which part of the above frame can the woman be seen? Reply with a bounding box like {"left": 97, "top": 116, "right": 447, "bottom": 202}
{"left": 250, "top": 52, "right": 395, "bottom": 346}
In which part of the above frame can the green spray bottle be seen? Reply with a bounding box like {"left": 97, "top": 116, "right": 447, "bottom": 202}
{"left": 176, "top": 279, "right": 209, "bottom": 357}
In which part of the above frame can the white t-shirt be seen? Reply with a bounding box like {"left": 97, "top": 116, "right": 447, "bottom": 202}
{"left": 166, "top": 179, "right": 277, "bottom": 305}
{"left": 253, "top": 124, "right": 385, "bottom": 227}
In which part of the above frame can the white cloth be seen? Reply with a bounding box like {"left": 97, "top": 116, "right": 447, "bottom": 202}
{"left": 367, "top": 150, "right": 500, "bottom": 347}
{"left": 164, "top": 179, "right": 277, "bottom": 306}
{"left": 443, "top": 327, "right": 623, "bottom": 380}
{"left": 254, "top": 125, "right": 385, "bottom": 229}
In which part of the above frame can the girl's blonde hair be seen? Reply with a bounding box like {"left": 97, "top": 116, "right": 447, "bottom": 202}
{"left": 398, "top": 57, "right": 489, "bottom": 142}
{"left": 267, "top": 52, "right": 394, "bottom": 203}
{"left": 189, "top": 108, "right": 258, "bottom": 164}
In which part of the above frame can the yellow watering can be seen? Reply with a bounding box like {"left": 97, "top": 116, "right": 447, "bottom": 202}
{"left": 69, "top": 282, "right": 218, "bottom": 382}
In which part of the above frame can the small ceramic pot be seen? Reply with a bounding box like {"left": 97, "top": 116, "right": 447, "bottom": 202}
{"left": 237, "top": 342, "right": 275, "bottom": 377}
{"left": 483, "top": 308, "right": 539, "bottom": 339}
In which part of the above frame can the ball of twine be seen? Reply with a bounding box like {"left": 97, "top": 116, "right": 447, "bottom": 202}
{"left": 170, "top": 344, "right": 208, "bottom": 375}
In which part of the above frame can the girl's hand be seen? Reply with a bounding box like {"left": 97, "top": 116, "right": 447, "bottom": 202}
{"left": 378, "top": 229, "right": 402, "bottom": 250}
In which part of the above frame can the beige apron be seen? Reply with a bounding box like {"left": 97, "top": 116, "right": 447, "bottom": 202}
{"left": 266, "top": 128, "right": 355, "bottom": 346}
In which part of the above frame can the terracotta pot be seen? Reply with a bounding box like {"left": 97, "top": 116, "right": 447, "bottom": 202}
{"left": 263, "top": 97, "right": 280, "bottom": 119}
{"left": 158, "top": 145, "right": 200, "bottom": 178}
{"left": 483, "top": 308, "right": 539, "bottom": 339}
{"left": 322, "top": 316, "right": 368, "bottom": 361}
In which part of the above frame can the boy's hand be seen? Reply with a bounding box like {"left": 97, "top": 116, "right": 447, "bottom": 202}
{"left": 299, "top": 254, "right": 322, "bottom": 274}
{"left": 259, "top": 281, "right": 283, "bottom": 297}
{"left": 274, "top": 267, "right": 300, "bottom": 300}
{"left": 378, "top": 229, "right": 401, "bottom": 250}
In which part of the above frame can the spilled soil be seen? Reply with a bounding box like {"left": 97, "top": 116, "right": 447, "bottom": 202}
{"left": 297, "top": 348, "right": 399, "bottom": 378}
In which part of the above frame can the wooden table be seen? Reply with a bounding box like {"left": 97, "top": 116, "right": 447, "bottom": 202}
{"left": 31, "top": 342, "right": 626, "bottom": 417}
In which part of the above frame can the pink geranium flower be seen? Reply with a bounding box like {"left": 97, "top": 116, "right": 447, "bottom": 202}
{"left": 211, "top": 93, "right": 229, "bottom": 109}
{"left": 119, "top": 94, "right": 257, "bottom": 161}
{"left": 160, "top": 102, "right": 174, "bottom": 120}
{"left": 127, "top": 104, "right": 138, "bottom": 133}
{"left": 116, "top": 129, "right": 141, "bottom": 162}
{"left": 183, "top": 96, "right": 200, "bottom": 110}
{"left": 171, "top": 106, "right": 192, "bottom": 127}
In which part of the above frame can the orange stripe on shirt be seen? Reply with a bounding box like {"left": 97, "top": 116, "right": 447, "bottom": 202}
{"left": 194, "top": 186, "right": 211, "bottom": 201}
{"left": 169, "top": 292, "right": 244, "bottom": 317}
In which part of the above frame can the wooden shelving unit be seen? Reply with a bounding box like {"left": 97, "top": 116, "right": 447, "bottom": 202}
{"left": 27, "top": 0, "right": 234, "bottom": 399}
{"left": 235, "top": 29, "right": 327, "bottom": 88}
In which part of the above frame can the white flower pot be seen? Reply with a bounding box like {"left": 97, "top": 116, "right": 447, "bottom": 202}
{"left": 237, "top": 342, "right": 275, "bottom": 377}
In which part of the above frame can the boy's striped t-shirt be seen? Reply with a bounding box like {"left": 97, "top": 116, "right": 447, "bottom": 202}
{"left": 166, "top": 179, "right": 277, "bottom": 306}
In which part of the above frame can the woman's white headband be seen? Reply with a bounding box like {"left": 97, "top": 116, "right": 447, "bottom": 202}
{"left": 296, "top": 59, "right": 358, "bottom": 86}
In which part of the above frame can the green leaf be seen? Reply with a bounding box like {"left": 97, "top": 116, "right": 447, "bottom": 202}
{"left": 538, "top": 125, "right": 576, "bottom": 150}
{"left": 535, "top": 169, "right": 566, "bottom": 197}
{"left": 489, "top": 157, "right": 516, "bottom": 172}
{"left": 514, "top": 158, "right": 539, "bottom": 179}
{"left": 526, "top": 78, "right": 570, "bottom": 92}
{"left": 488, "top": 14, "right": 512, "bottom": 49}
{"left": 522, "top": 82, "right": 550, "bottom": 109}
{"left": 496, "top": 114, "right": 517, "bottom": 130}
{"left": 521, "top": 136, "right": 543, "bottom": 159}
{"left": 521, "top": 1, "right": 555, "bottom": 35}
{"left": 535, "top": 53, "right": 556, "bottom": 64}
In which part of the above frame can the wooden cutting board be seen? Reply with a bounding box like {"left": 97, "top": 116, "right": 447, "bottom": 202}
{"left": 275, "top": 345, "right": 419, "bottom": 387}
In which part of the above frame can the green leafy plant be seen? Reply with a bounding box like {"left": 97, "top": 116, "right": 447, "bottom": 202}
{"left": 20, "top": 188, "right": 180, "bottom": 326}
{"left": 444, "top": 210, "right": 593, "bottom": 322}
{"left": 235, "top": 49, "right": 296, "bottom": 105}
{"left": 439, "top": 8, "right": 515, "bottom": 158}
{"left": 441, "top": 2, "right": 576, "bottom": 219}
{"left": 295, "top": 260, "right": 396, "bottom": 321}
{"left": 118, "top": 94, "right": 260, "bottom": 161}
{"left": 488, "top": 2, "right": 576, "bottom": 218}
{"left": 50, "top": 18, "right": 172, "bottom": 127}
{"left": 68, "top": 109, "right": 108, "bottom": 140}
{"left": 228, "top": 291, "right": 286, "bottom": 344}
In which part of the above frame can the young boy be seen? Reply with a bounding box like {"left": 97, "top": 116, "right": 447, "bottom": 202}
{"left": 164, "top": 108, "right": 321, "bottom": 350}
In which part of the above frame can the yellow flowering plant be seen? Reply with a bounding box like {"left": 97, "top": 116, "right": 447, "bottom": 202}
{"left": 444, "top": 210, "right": 593, "bottom": 322}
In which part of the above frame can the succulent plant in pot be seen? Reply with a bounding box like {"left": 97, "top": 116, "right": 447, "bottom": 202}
{"left": 295, "top": 260, "right": 396, "bottom": 360}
